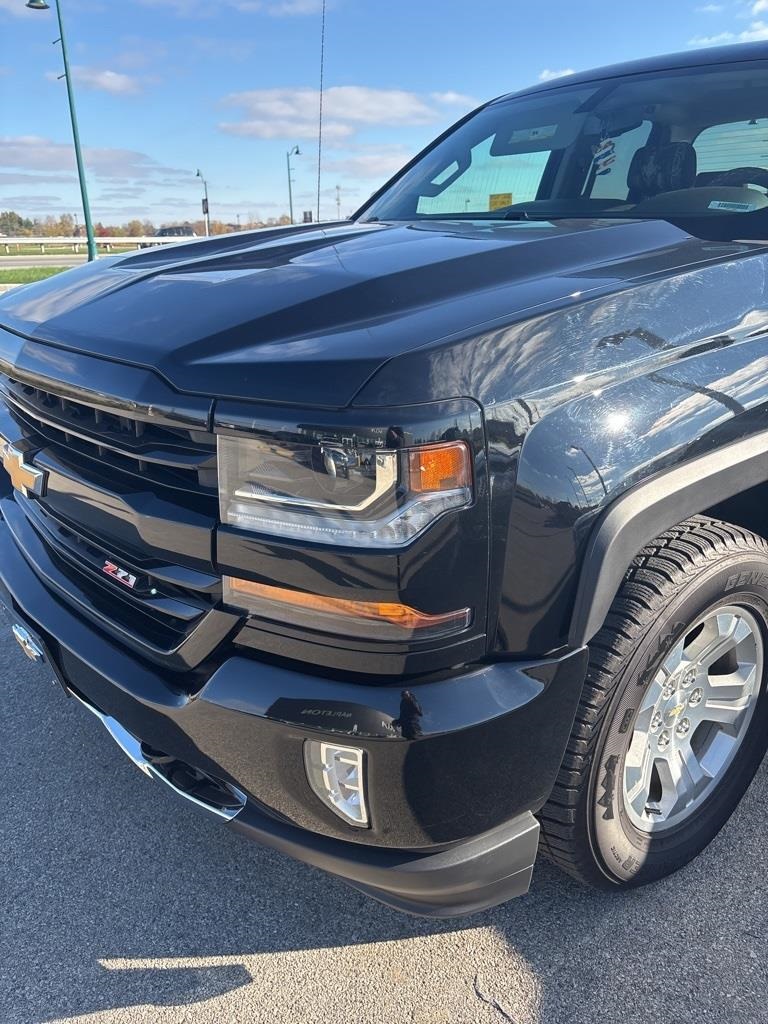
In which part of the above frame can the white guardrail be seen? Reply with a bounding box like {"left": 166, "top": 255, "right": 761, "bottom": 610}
{"left": 1, "top": 236, "right": 195, "bottom": 254}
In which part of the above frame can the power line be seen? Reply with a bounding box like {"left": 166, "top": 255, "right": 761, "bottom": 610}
{"left": 316, "top": 0, "right": 326, "bottom": 223}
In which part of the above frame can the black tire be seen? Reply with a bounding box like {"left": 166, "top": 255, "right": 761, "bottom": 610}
{"left": 540, "top": 514, "right": 768, "bottom": 889}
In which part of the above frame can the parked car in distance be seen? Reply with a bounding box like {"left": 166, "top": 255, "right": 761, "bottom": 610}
{"left": 2, "top": 42, "right": 768, "bottom": 916}
{"left": 156, "top": 224, "right": 196, "bottom": 238}
{"left": 139, "top": 224, "right": 197, "bottom": 248}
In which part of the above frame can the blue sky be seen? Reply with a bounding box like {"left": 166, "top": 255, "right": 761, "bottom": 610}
{"left": 1, "top": 0, "right": 767, "bottom": 225}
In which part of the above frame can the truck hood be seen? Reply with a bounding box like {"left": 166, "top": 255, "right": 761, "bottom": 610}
{"left": 0, "top": 218, "right": 739, "bottom": 407}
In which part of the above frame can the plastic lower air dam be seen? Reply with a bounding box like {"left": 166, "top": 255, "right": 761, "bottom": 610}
{"left": 227, "top": 804, "right": 540, "bottom": 917}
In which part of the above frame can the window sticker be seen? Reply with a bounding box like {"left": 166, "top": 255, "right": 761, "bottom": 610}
{"left": 489, "top": 192, "right": 514, "bottom": 210}
{"left": 708, "top": 200, "right": 756, "bottom": 212}
{"left": 507, "top": 124, "right": 557, "bottom": 144}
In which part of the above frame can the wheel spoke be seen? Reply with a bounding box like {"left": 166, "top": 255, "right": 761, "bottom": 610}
{"left": 655, "top": 743, "right": 708, "bottom": 817}
{"left": 624, "top": 743, "right": 654, "bottom": 817}
{"left": 706, "top": 663, "right": 757, "bottom": 702}
{"left": 699, "top": 728, "right": 739, "bottom": 779}
{"left": 698, "top": 658, "right": 757, "bottom": 731}
{"left": 699, "top": 696, "right": 751, "bottom": 731}
{"left": 637, "top": 675, "right": 665, "bottom": 716}
{"left": 661, "top": 638, "right": 686, "bottom": 678}
{"left": 632, "top": 703, "right": 657, "bottom": 735}
{"left": 685, "top": 612, "right": 739, "bottom": 669}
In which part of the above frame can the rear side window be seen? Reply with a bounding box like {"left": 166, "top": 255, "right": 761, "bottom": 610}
{"left": 694, "top": 120, "right": 768, "bottom": 188}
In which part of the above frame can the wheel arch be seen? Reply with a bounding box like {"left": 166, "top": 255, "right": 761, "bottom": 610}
{"left": 569, "top": 430, "right": 768, "bottom": 647}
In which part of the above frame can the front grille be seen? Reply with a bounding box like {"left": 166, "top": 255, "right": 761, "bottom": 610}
{"left": 0, "top": 374, "right": 218, "bottom": 500}
{"left": 26, "top": 498, "right": 215, "bottom": 653}
{"left": 0, "top": 371, "right": 237, "bottom": 670}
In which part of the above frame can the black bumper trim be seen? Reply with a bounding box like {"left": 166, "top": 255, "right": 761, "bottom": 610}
{"left": 229, "top": 805, "right": 539, "bottom": 917}
{"left": 0, "top": 499, "right": 586, "bottom": 916}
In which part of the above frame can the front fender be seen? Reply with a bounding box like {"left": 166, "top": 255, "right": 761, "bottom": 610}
{"left": 493, "top": 335, "right": 768, "bottom": 655}
{"left": 569, "top": 429, "right": 768, "bottom": 646}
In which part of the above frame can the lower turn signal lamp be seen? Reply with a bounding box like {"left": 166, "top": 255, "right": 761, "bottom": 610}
{"left": 304, "top": 741, "right": 369, "bottom": 827}
{"left": 224, "top": 576, "right": 472, "bottom": 642}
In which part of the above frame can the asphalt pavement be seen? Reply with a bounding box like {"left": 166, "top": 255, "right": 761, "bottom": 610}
{"left": 2, "top": 611, "right": 767, "bottom": 1024}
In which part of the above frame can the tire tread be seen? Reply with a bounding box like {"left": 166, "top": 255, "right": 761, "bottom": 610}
{"left": 539, "top": 515, "right": 768, "bottom": 884}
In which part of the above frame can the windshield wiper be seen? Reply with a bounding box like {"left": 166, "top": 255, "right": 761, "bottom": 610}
{"left": 502, "top": 211, "right": 641, "bottom": 222}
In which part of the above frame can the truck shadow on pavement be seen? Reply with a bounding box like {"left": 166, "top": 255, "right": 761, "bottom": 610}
{"left": 2, "top": 643, "right": 767, "bottom": 1024}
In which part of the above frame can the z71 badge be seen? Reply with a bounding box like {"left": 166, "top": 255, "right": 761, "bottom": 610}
{"left": 102, "top": 560, "right": 138, "bottom": 590}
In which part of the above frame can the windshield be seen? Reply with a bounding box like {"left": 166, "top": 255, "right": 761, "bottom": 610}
{"left": 360, "top": 61, "right": 768, "bottom": 225}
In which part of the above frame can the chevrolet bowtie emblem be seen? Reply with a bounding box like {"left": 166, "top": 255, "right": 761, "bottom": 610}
{"left": 0, "top": 436, "right": 47, "bottom": 499}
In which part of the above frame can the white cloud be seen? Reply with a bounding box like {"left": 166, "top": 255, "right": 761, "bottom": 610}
{"left": 136, "top": 0, "right": 205, "bottom": 13}
{"left": 46, "top": 66, "right": 143, "bottom": 95}
{"left": 431, "top": 91, "right": 479, "bottom": 108}
{"left": 696, "top": 3, "right": 724, "bottom": 11}
{"left": 324, "top": 149, "right": 414, "bottom": 181}
{"left": 114, "top": 38, "right": 169, "bottom": 70}
{"left": 219, "top": 85, "right": 467, "bottom": 141}
{"left": 0, "top": 194, "right": 66, "bottom": 211}
{"left": 0, "top": 135, "right": 184, "bottom": 181}
{"left": 97, "top": 186, "right": 148, "bottom": 200}
{"left": 689, "top": 18, "right": 768, "bottom": 44}
{"left": 0, "top": 0, "right": 28, "bottom": 15}
{"left": 182, "top": 35, "right": 257, "bottom": 60}
{"left": 231, "top": 86, "right": 435, "bottom": 126}
{"left": 0, "top": 171, "right": 75, "bottom": 185}
{"left": 754, "top": 1, "right": 768, "bottom": 13}
{"left": 734, "top": 16, "right": 768, "bottom": 37}
{"left": 265, "top": 0, "right": 324, "bottom": 12}
{"left": 538, "top": 68, "right": 576, "bottom": 82}
{"left": 689, "top": 29, "right": 736, "bottom": 44}
{"left": 221, "top": 118, "right": 352, "bottom": 141}
{"left": 0, "top": 137, "right": 201, "bottom": 221}
{"left": 136, "top": 0, "right": 323, "bottom": 16}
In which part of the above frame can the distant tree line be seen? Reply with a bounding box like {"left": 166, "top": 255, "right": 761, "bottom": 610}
{"left": 0, "top": 210, "right": 292, "bottom": 237}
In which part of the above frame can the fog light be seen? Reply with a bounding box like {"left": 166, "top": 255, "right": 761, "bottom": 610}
{"left": 304, "top": 741, "right": 369, "bottom": 827}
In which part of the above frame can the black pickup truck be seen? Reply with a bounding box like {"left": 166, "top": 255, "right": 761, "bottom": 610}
{"left": 3, "top": 42, "right": 768, "bottom": 916}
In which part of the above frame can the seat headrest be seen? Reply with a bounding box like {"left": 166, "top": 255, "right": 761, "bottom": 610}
{"left": 627, "top": 142, "right": 697, "bottom": 200}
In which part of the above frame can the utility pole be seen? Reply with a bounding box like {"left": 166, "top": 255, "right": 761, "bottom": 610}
{"left": 316, "top": 0, "right": 326, "bottom": 223}
{"left": 27, "top": 0, "right": 97, "bottom": 261}
{"left": 196, "top": 169, "right": 210, "bottom": 236}
{"left": 286, "top": 145, "right": 300, "bottom": 224}
{"left": 336, "top": 184, "right": 341, "bottom": 220}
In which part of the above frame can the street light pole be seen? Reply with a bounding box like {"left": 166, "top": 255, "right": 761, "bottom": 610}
{"left": 27, "top": 0, "right": 97, "bottom": 262}
{"left": 196, "top": 169, "right": 210, "bottom": 236}
{"left": 286, "top": 145, "right": 300, "bottom": 224}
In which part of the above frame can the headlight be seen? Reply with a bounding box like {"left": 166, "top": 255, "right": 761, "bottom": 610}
{"left": 218, "top": 434, "right": 472, "bottom": 548}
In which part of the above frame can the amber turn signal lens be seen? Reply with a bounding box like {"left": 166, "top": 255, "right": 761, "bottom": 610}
{"left": 408, "top": 441, "right": 471, "bottom": 494}
{"left": 224, "top": 576, "right": 472, "bottom": 641}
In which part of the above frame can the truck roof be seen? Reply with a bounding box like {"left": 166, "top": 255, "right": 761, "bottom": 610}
{"left": 496, "top": 40, "right": 768, "bottom": 104}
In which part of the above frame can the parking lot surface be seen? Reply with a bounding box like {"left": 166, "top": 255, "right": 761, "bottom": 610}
{"left": 2, "top": 618, "right": 766, "bottom": 1024}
